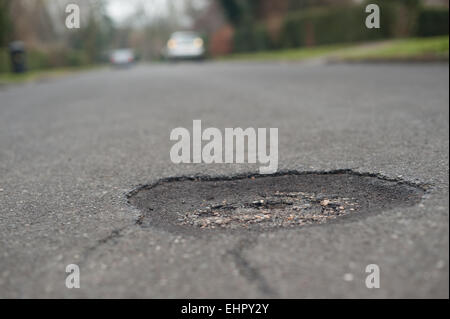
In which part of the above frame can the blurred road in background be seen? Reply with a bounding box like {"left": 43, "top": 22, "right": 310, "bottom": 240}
{"left": 0, "top": 61, "right": 448, "bottom": 298}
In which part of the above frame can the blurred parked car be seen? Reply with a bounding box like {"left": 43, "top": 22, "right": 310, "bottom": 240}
{"left": 110, "top": 49, "right": 135, "bottom": 67}
{"left": 165, "top": 31, "right": 205, "bottom": 61}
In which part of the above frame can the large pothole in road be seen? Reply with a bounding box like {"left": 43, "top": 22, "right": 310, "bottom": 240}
{"left": 128, "top": 171, "right": 425, "bottom": 234}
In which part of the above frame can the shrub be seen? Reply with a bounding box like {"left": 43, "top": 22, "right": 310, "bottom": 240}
{"left": 279, "top": 4, "right": 400, "bottom": 50}
{"left": 231, "top": 2, "right": 446, "bottom": 53}
{"left": 27, "top": 50, "right": 51, "bottom": 70}
{"left": 416, "top": 7, "right": 449, "bottom": 37}
{"left": 0, "top": 48, "right": 8, "bottom": 73}
{"left": 66, "top": 50, "right": 89, "bottom": 67}
{"left": 233, "top": 23, "right": 271, "bottom": 52}
{"left": 0, "top": 47, "right": 93, "bottom": 74}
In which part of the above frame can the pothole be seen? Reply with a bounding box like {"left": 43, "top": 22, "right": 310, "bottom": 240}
{"left": 128, "top": 171, "right": 425, "bottom": 234}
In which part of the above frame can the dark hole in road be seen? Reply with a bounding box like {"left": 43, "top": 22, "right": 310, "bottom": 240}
{"left": 128, "top": 171, "right": 425, "bottom": 235}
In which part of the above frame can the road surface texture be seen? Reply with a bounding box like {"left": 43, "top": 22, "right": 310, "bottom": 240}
{"left": 0, "top": 62, "right": 448, "bottom": 298}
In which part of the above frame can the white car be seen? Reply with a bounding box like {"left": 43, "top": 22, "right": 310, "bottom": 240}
{"left": 165, "top": 32, "right": 205, "bottom": 61}
{"left": 110, "top": 49, "right": 135, "bottom": 66}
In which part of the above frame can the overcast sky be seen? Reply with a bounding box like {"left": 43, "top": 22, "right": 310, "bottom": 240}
{"left": 106, "top": 0, "right": 169, "bottom": 22}
{"left": 105, "top": 0, "right": 207, "bottom": 25}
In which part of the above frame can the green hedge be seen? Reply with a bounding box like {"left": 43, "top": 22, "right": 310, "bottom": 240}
{"left": 232, "top": 3, "right": 449, "bottom": 53}
{"left": 233, "top": 24, "right": 271, "bottom": 52}
{"left": 0, "top": 47, "right": 91, "bottom": 74}
{"left": 0, "top": 48, "right": 8, "bottom": 73}
{"left": 279, "top": 3, "right": 409, "bottom": 48}
{"left": 416, "top": 7, "right": 449, "bottom": 37}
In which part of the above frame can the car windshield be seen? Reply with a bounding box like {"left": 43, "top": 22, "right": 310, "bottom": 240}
{"left": 112, "top": 49, "right": 132, "bottom": 59}
{"left": 171, "top": 32, "right": 199, "bottom": 42}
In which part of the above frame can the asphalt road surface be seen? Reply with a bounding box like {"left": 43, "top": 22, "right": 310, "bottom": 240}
{"left": 0, "top": 61, "right": 448, "bottom": 298}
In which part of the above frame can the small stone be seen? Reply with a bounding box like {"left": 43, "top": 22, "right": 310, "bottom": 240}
{"left": 436, "top": 260, "right": 445, "bottom": 269}
{"left": 343, "top": 273, "right": 354, "bottom": 282}
{"left": 320, "top": 199, "right": 330, "bottom": 206}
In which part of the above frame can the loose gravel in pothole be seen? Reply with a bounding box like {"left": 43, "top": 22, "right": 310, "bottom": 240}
{"left": 128, "top": 172, "right": 425, "bottom": 234}
{"left": 179, "top": 192, "right": 358, "bottom": 230}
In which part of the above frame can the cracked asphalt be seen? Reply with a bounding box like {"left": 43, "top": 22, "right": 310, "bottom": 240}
{"left": 0, "top": 61, "right": 448, "bottom": 298}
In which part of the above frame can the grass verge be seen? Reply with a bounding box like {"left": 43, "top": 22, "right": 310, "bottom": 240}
{"left": 335, "top": 36, "right": 449, "bottom": 62}
{"left": 0, "top": 65, "right": 103, "bottom": 85}
{"left": 220, "top": 43, "right": 349, "bottom": 62}
{"left": 220, "top": 36, "right": 449, "bottom": 63}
